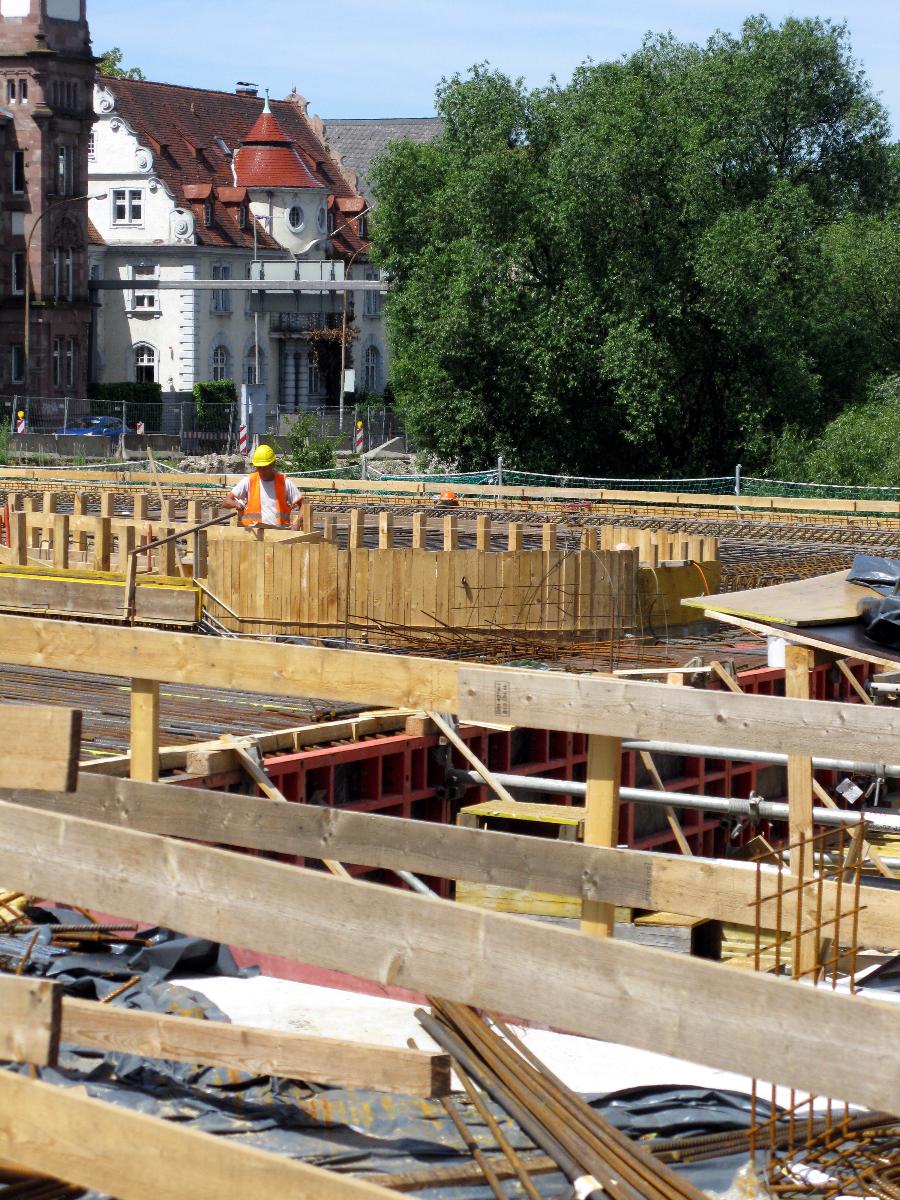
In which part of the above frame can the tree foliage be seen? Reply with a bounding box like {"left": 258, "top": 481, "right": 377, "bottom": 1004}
{"left": 372, "top": 17, "right": 898, "bottom": 475}
{"left": 97, "top": 47, "right": 145, "bottom": 80}
{"left": 284, "top": 412, "right": 340, "bottom": 473}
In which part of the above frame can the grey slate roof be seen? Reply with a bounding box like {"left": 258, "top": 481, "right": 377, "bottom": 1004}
{"left": 321, "top": 117, "right": 443, "bottom": 202}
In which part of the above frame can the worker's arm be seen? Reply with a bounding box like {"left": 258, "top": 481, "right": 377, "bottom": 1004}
{"left": 223, "top": 479, "right": 249, "bottom": 515}
{"left": 222, "top": 493, "right": 244, "bottom": 513}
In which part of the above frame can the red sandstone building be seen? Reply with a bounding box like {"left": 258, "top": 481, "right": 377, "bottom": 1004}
{"left": 0, "top": 0, "right": 95, "bottom": 409}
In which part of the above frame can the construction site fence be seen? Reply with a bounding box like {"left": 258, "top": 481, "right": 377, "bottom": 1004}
{"left": 277, "top": 405, "right": 408, "bottom": 454}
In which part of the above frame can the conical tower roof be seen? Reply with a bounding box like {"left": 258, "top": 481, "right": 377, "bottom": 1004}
{"left": 235, "top": 94, "right": 320, "bottom": 189}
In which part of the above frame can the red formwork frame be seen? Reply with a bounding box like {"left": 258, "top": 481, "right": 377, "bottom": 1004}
{"left": 189, "top": 659, "right": 876, "bottom": 896}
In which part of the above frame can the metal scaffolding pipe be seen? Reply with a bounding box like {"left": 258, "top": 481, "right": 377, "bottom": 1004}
{"left": 448, "top": 769, "right": 900, "bottom": 833}
{"left": 622, "top": 739, "right": 900, "bottom": 780}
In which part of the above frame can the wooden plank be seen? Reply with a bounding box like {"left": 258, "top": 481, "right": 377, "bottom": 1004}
{"left": 52, "top": 513, "right": 69, "bottom": 570}
{"left": 581, "top": 735, "right": 622, "bottom": 936}
{"left": 92, "top": 515, "right": 111, "bottom": 572}
{"left": 61, "top": 997, "right": 450, "bottom": 1096}
{"left": 702, "top": 608, "right": 899, "bottom": 669}
{"left": 5, "top": 614, "right": 900, "bottom": 760}
{"left": 7, "top": 772, "right": 900, "bottom": 950}
{"left": 0, "top": 798, "right": 898, "bottom": 1110}
{"left": 785, "top": 644, "right": 817, "bottom": 977}
{"left": 0, "top": 1069, "right": 398, "bottom": 1200}
{"left": 130, "top": 679, "right": 160, "bottom": 783}
{"left": 0, "top": 704, "right": 80, "bottom": 791}
{"left": 0, "top": 976, "right": 61, "bottom": 1065}
{"left": 683, "top": 572, "right": 876, "bottom": 627}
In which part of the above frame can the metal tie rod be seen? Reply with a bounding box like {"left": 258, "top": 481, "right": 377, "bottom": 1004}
{"left": 448, "top": 770, "right": 900, "bottom": 833}
{"left": 622, "top": 739, "right": 900, "bottom": 780}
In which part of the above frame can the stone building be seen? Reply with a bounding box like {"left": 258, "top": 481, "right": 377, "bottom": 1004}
{"left": 87, "top": 79, "right": 385, "bottom": 417}
{"left": 0, "top": 0, "right": 96, "bottom": 407}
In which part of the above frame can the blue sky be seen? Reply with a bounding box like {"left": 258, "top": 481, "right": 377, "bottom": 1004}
{"left": 87, "top": 1, "right": 899, "bottom": 131}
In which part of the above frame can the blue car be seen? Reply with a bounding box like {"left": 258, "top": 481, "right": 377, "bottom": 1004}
{"left": 55, "top": 416, "right": 131, "bottom": 436}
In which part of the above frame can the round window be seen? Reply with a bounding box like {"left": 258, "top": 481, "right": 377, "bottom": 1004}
{"left": 288, "top": 205, "right": 305, "bottom": 232}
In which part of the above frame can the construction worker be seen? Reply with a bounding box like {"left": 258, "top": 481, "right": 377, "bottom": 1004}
{"left": 223, "top": 444, "right": 303, "bottom": 529}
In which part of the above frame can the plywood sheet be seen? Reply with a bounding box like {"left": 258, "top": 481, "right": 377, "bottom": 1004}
{"left": 683, "top": 570, "right": 878, "bottom": 627}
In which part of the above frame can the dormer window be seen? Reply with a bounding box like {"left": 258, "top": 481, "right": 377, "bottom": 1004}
{"left": 287, "top": 205, "right": 304, "bottom": 232}
{"left": 204, "top": 200, "right": 213, "bottom": 227}
{"left": 239, "top": 206, "right": 247, "bottom": 230}
{"left": 358, "top": 213, "right": 368, "bottom": 239}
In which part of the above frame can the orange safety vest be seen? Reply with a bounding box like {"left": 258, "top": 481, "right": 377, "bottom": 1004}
{"left": 240, "top": 471, "right": 291, "bottom": 527}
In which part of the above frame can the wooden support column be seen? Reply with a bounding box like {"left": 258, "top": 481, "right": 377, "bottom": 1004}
{"left": 300, "top": 500, "right": 314, "bottom": 532}
{"left": 134, "top": 494, "right": 150, "bottom": 521}
{"left": 411, "top": 512, "right": 426, "bottom": 550}
{"left": 130, "top": 679, "right": 160, "bottom": 783}
{"left": 72, "top": 495, "right": 88, "bottom": 552}
{"left": 541, "top": 523, "right": 557, "bottom": 552}
{"left": 785, "top": 643, "right": 817, "bottom": 977}
{"left": 99, "top": 492, "right": 115, "bottom": 520}
{"left": 507, "top": 523, "right": 522, "bottom": 551}
{"left": 52, "top": 514, "right": 69, "bottom": 570}
{"left": 321, "top": 513, "right": 335, "bottom": 543}
{"left": 118, "top": 524, "right": 137, "bottom": 572}
{"left": 26, "top": 494, "right": 42, "bottom": 550}
{"left": 349, "top": 510, "right": 365, "bottom": 548}
{"left": 158, "top": 528, "right": 177, "bottom": 576}
{"left": 442, "top": 515, "right": 458, "bottom": 551}
{"left": 187, "top": 499, "right": 203, "bottom": 526}
{"left": 475, "top": 515, "right": 491, "bottom": 552}
{"left": 580, "top": 733, "right": 622, "bottom": 937}
{"left": 582, "top": 528, "right": 599, "bottom": 552}
{"left": 378, "top": 512, "right": 393, "bottom": 549}
{"left": 9, "top": 511, "right": 26, "bottom": 566}
{"left": 92, "top": 516, "right": 111, "bottom": 572}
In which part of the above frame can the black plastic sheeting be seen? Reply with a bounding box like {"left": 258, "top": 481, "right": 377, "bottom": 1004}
{"left": 847, "top": 555, "right": 900, "bottom": 648}
{"left": 2, "top": 909, "right": 768, "bottom": 1199}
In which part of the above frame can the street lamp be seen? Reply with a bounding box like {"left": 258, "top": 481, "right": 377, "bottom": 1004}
{"left": 22, "top": 191, "right": 107, "bottom": 400}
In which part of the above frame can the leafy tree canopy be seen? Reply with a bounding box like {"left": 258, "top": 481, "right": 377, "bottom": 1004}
{"left": 371, "top": 16, "right": 898, "bottom": 475}
{"left": 97, "top": 47, "right": 145, "bottom": 80}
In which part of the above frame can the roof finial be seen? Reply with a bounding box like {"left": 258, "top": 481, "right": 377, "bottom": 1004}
{"left": 263, "top": 89, "right": 271, "bottom": 114}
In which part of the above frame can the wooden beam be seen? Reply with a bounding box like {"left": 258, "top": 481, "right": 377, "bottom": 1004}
{"left": 0, "top": 1069, "right": 398, "bottom": 1200}
{"left": 0, "top": 704, "right": 80, "bottom": 791}
{"left": 60, "top": 998, "right": 450, "bottom": 1096}
{"left": 0, "top": 798, "right": 898, "bottom": 1110}
{"left": 6, "top": 773, "right": 900, "bottom": 950}
{"left": 3, "top": 615, "right": 900, "bottom": 761}
{"left": 0, "top": 976, "right": 61, "bottom": 1065}
{"left": 784, "top": 644, "right": 817, "bottom": 977}
{"left": 580, "top": 735, "right": 621, "bottom": 936}
{"left": 130, "top": 679, "right": 160, "bottom": 783}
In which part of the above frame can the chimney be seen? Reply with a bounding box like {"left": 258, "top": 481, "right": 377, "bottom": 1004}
{"left": 235, "top": 82, "right": 259, "bottom": 97}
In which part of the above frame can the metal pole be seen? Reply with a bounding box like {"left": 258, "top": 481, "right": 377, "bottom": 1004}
{"left": 447, "top": 769, "right": 900, "bottom": 833}
{"left": 622, "top": 738, "right": 900, "bottom": 780}
{"left": 735, "top": 462, "right": 742, "bottom": 497}
{"left": 497, "top": 455, "right": 503, "bottom": 486}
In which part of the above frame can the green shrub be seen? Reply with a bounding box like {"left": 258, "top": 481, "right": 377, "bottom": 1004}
{"left": 284, "top": 411, "right": 340, "bottom": 473}
{"left": 193, "top": 379, "right": 237, "bottom": 433}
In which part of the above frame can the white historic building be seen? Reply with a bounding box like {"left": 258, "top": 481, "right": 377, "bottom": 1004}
{"left": 87, "top": 79, "right": 386, "bottom": 419}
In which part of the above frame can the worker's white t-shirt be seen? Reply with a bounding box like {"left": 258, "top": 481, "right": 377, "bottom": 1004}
{"left": 231, "top": 475, "right": 301, "bottom": 526}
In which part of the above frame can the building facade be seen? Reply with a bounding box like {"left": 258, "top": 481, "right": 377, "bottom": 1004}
{"left": 87, "top": 79, "right": 387, "bottom": 417}
{"left": 0, "top": 0, "right": 95, "bottom": 406}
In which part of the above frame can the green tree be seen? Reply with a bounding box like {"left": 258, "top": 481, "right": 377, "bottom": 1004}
{"left": 372, "top": 18, "right": 896, "bottom": 475}
{"left": 97, "top": 47, "right": 145, "bottom": 80}
{"left": 284, "top": 412, "right": 340, "bottom": 473}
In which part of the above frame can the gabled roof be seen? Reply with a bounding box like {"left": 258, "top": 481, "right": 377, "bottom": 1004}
{"left": 322, "top": 116, "right": 443, "bottom": 202}
{"left": 101, "top": 79, "right": 369, "bottom": 255}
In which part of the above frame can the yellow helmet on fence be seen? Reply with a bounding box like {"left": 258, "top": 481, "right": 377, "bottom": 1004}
{"left": 252, "top": 444, "right": 277, "bottom": 468}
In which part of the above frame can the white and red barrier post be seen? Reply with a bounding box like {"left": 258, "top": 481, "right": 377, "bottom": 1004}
{"left": 136, "top": 420, "right": 145, "bottom": 436}
{"left": 238, "top": 423, "right": 248, "bottom": 455}
{"left": 354, "top": 420, "right": 364, "bottom": 455}
{"left": 15, "top": 410, "right": 25, "bottom": 434}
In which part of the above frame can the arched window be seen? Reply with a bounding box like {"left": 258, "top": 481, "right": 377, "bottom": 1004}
{"left": 364, "top": 345, "right": 381, "bottom": 393}
{"left": 211, "top": 346, "right": 230, "bottom": 382}
{"left": 134, "top": 344, "right": 156, "bottom": 383}
{"left": 245, "top": 346, "right": 264, "bottom": 386}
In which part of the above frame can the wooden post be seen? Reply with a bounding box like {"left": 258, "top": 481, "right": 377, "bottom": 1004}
{"left": 580, "top": 734, "right": 622, "bottom": 937}
{"left": 541, "top": 523, "right": 557, "bottom": 552}
{"left": 411, "top": 512, "right": 426, "bottom": 550}
{"left": 378, "top": 512, "right": 393, "bottom": 549}
{"left": 475, "top": 515, "right": 491, "bottom": 552}
{"left": 349, "top": 510, "right": 365, "bottom": 549}
{"left": 118, "top": 524, "right": 137, "bottom": 572}
{"left": 134, "top": 494, "right": 150, "bottom": 521}
{"left": 321, "top": 514, "right": 335, "bottom": 543}
{"left": 582, "top": 528, "right": 599, "bottom": 552}
{"left": 442, "top": 515, "right": 458, "bottom": 551}
{"left": 92, "top": 516, "right": 111, "bottom": 572}
{"left": 9, "top": 510, "right": 26, "bottom": 566}
{"left": 130, "top": 678, "right": 160, "bottom": 783}
{"left": 785, "top": 643, "right": 817, "bottom": 978}
{"left": 187, "top": 500, "right": 203, "bottom": 526}
{"left": 300, "top": 500, "right": 314, "bottom": 532}
{"left": 100, "top": 492, "right": 115, "bottom": 519}
{"left": 52, "top": 514, "right": 69, "bottom": 570}
{"left": 159, "top": 528, "right": 177, "bottom": 576}
{"left": 26, "top": 494, "right": 42, "bottom": 550}
{"left": 73, "top": 494, "right": 88, "bottom": 552}
{"left": 507, "top": 523, "right": 522, "bottom": 551}
{"left": 194, "top": 529, "right": 208, "bottom": 580}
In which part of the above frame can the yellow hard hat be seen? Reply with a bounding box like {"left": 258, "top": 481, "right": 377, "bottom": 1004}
{"left": 252, "top": 444, "right": 277, "bottom": 468}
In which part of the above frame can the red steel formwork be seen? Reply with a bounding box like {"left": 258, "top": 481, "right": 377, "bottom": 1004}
{"left": 190, "top": 659, "right": 875, "bottom": 896}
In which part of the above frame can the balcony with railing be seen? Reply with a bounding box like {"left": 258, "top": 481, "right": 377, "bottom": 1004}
{"left": 269, "top": 312, "right": 345, "bottom": 335}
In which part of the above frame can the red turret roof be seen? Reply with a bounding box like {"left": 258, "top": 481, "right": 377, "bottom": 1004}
{"left": 235, "top": 100, "right": 321, "bottom": 189}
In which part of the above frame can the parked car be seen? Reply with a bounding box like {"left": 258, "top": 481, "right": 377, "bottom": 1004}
{"left": 55, "top": 416, "right": 131, "bottom": 436}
